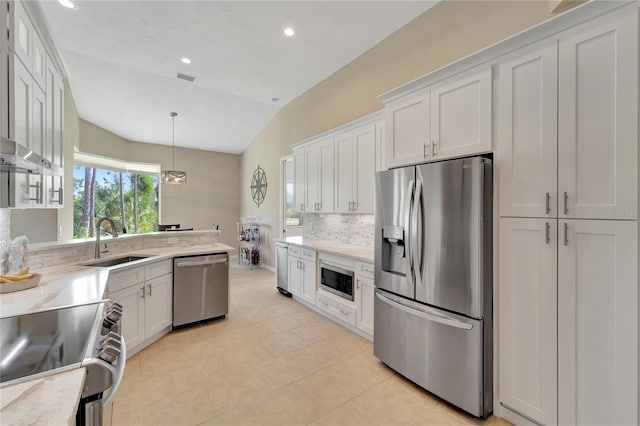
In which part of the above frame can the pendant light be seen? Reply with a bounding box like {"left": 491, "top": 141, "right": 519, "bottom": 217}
{"left": 161, "top": 112, "right": 187, "bottom": 184}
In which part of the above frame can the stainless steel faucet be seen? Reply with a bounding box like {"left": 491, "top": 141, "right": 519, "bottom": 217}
{"left": 95, "top": 217, "right": 118, "bottom": 259}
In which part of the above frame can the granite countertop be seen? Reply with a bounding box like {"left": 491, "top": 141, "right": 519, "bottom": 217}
{"left": 0, "top": 368, "right": 86, "bottom": 426}
{"left": 0, "top": 241, "right": 234, "bottom": 424}
{"left": 282, "top": 237, "right": 374, "bottom": 263}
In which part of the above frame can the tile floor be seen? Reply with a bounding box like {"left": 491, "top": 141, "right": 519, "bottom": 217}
{"left": 105, "top": 265, "right": 509, "bottom": 426}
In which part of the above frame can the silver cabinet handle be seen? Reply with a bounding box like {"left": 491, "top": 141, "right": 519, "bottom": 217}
{"left": 147, "top": 283, "right": 152, "bottom": 296}
{"left": 545, "top": 222, "right": 550, "bottom": 244}
{"left": 29, "top": 181, "right": 42, "bottom": 203}
{"left": 432, "top": 140, "right": 437, "bottom": 156}
{"left": 545, "top": 192, "right": 551, "bottom": 215}
{"left": 376, "top": 292, "right": 472, "bottom": 330}
{"left": 50, "top": 185, "right": 63, "bottom": 205}
{"left": 423, "top": 142, "right": 428, "bottom": 158}
{"left": 563, "top": 192, "right": 568, "bottom": 215}
{"left": 563, "top": 222, "right": 568, "bottom": 246}
{"left": 140, "top": 286, "right": 145, "bottom": 299}
{"left": 353, "top": 201, "right": 358, "bottom": 211}
{"left": 301, "top": 203, "right": 305, "bottom": 211}
{"left": 357, "top": 280, "right": 360, "bottom": 290}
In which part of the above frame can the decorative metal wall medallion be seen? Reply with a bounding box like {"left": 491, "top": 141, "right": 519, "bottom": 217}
{"left": 251, "top": 165, "right": 267, "bottom": 207}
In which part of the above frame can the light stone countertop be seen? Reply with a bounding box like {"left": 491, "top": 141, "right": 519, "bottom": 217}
{"left": 0, "top": 368, "right": 86, "bottom": 426}
{"left": 0, "top": 241, "right": 234, "bottom": 424}
{"left": 0, "top": 242, "right": 234, "bottom": 318}
{"left": 282, "top": 237, "right": 374, "bottom": 263}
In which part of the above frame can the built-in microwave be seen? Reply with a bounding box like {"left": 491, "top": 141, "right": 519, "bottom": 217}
{"left": 320, "top": 262, "right": 354, "bottom": 301}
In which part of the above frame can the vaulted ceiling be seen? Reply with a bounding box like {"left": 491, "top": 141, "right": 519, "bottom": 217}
{"left": 40, "top": 1, "right": 437, "bottom": 153}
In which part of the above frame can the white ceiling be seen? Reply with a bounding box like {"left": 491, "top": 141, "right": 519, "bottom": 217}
{"left": 39, "top": 1, "right": 436, "bottom": 154}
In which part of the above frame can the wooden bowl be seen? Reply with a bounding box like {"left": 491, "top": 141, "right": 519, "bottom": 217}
{"left": 0, "top": 273, "right": 42, "bottom": 294}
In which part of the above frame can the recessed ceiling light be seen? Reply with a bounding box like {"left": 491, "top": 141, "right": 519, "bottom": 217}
{"left": 181, "top": 57, "right": 192, "bottom": 64}
{"left": 284, "top": 27, "right": 295, "bottom": 37}
{"left": 58, "top": 0, "right": 75, "bottom": 8}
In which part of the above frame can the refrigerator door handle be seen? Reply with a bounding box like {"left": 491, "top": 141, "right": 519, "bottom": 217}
{"left": 411, "top": 179, "right": 423, "bottom": 287}
{"left": 406, "top": 179, "right": 415, "bottom": 282}
{"left": 376, "top": 292, "right": 472, "bottom": 330}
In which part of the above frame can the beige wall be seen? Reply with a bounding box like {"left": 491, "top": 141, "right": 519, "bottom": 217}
{"left": 240, "top": 1, "right": 573, "bottom": 267}
{"left": 79, "top": 120, "right": 241, "bottom": 247}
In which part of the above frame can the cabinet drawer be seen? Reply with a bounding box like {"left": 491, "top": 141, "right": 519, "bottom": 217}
{"left": 358, "top": 262, "right": 374, "bottom": 279}
{"left": 317, "top": 292, "right": 356, "bottom": 326}
{"left": 145, "top": 259, "right": 172, "bottom": 280}
{"left": 108, "top": 266, "right": 145, "bottom": 293}
{"left": 302, "top": 249, "right": 316, "bottom": 261}
{"left": 289, "top": 245, "right": 302, "bottom": 257}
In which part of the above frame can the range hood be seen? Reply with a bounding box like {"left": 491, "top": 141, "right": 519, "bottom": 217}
{"left": 0, "top": 137, "right": 61, "bottom": 175}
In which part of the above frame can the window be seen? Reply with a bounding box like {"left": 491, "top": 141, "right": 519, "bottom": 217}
{"left": 73, "top": 152, "right": 160, "bottom": 239}
{"left": 282, "top": 157, "right": 302, "bottom": 238}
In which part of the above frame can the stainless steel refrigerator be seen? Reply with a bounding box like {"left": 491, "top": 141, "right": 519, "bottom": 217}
{"left": 374, "top": 155, "right": 492, "bottom": 418}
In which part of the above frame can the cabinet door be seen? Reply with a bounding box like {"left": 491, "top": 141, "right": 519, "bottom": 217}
{"left": 498, "top": 43, "right": 558, "bottom": 218}
{"left": 31, "top": 82, "right": 45, "bottom": 160}
{"left": 31, "top": 32, "right": 46, "bottom": 91}
{"left": 109, "top": 284, "right": 146, "bottom": 352}
{"left": 301, "top": 259, "right": 316, "bottom": 305}
{"left": 498, "top": 218, "right": 557, "bottom": 425}
{"left": 374, "top": 120, "right": 385, "bottom": 172}
{"left": 11, "top": 1, "right": 32, "bottom": 72}
{"left": 430, "top": 68, "right": 492, "bottom": 160}
{"left": 558, "top": 13, "right": 637, "bottom": 220}
{"left": 11, "top": 56, "right": 31, "bottom": 148}
{"left": 0, "top": 4, "right": 8, "bottom": 139}
{"left": 353, "top": 123, "right": 375, "bottom": 213}
{"left": 334, "top": 131, "right": 354, "bottom": 213}
{"left": 46, "top": 66, "right": 64, "bottom": 207}
{"left": 293, "top": 148, "right": 305, "bottom": 212}
{"left": 385, "top": 91, "right": 430, "bottom": 168}
{"left": 288, "top": 257, "right": 301, "bottom": 296}
{"left": 305, "top": 144, "right": 319, "bottom": 212}
{"left": 356, "top": 277, "right": 374, "bottom": 335}
{"left": 144, "top": 274, "right": 173, "bottom": 338}
{"left": 558, "top": 219, "right": 637, "bottom": 426}
{"left": 318, "top": 138, "right": 334, "bottom": 213}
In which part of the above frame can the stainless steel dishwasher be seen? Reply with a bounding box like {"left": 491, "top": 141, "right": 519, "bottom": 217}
{"left": 276, "top": 242, "right": 291, "bottom": 297}
{"left": 173, "top": 253, "right": 229, "bottom": 327}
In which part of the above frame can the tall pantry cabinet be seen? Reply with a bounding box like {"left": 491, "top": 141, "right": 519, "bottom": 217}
{"left": 498, "top": 8, "right": 638, "bottom": 426}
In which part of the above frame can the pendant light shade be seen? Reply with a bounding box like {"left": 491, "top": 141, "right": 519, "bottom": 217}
{"left": 161, "top": 112, "right": 187, "bottom": 184}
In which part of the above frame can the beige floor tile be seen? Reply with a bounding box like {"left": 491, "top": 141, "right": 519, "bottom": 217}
{"left": 102, "top": 265, "right": 501, "bottom": 426}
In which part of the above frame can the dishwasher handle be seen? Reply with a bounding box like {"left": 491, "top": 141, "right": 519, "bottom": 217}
{"left": 175, "top": 257, "right": 228, "bottom": 267}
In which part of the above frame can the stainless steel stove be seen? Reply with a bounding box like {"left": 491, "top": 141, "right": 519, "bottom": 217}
{"left": 0, "top": 302, "right": 126, "bottom": 426}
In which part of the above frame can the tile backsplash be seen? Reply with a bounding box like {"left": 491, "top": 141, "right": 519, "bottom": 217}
{"left": 303, "top": 214, "right": 374, "bottom": 247}
{"left": 0, "top": 208, "right": 10, "bottom": 273}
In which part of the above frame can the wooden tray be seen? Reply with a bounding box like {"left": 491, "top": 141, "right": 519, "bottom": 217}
{"left": 0, "top": 273, "right": 42, "bottom": 294}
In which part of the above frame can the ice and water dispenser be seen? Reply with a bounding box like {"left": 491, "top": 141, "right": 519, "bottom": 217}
{"left": 381, "top": 226, "right": 407, "bottom": 276}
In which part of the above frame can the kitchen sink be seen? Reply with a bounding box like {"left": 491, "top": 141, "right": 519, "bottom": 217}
{"left": 82, "top": 255, "right": 149, "bottom": 267}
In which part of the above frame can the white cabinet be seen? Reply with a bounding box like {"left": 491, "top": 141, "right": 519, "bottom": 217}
{"left": 375, "top": 120, "right": 385, "bottom": 172}
{"left": 11, "top": 0, "right": 33, "bottom": 72}
{"left": 107, "top": 262, "right": 173, "bottom": 355}
{"left": 334, "top": 124, "right": 375, "bottom": 214}
{"left": 45, "top": 60, "right": 64, "bottom": 207}
{"left": 293, "top": 148, "right": 305, "bottom": 212}
{"left": 355, "top": 276, "right": 374, "bottom": 336}
{"left": 109, "top": 284, "right": 145, "bottom": 350}
{"left": 558, "top": 219, "right": 637, "bottom": 426}
{"left": 385, "top": 91, "right": 430, "bottom": 168}
{"left": 498, "top": 218, "right": 557, "bottom": 425}
{"left": 31, "top": 32, "right": 46, "bottom": 91}
{"left": 385, "top": 68, "right": 492, "bottom": 168}
{"left": 558, "top": 13, "right": 637, "bottom": 220}
{"left": 430, "top": 69, "right": 492, "bottom": 160}
{"left": 498, "top": 42, "right": 558, "bottom": 218}
{"left": 317, "top": 291, "right": 356, "bottom": 327}
{"left": 144, "top": 274, "right": 173, "bottom": 337}
{"left": 303, "top": 138, "right": 334, "bottom": 213}
{"left": 11, "top": 56, "right": 32, "bottom": 150}
{"left": 288, "top": 247, "right": 316, "bottom": 304}
{"left": 1, "top": 2, "right": 8, "bottom": 139}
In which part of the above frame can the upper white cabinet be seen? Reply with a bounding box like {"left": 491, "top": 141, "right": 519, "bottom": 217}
{"left": 385, "top": 91, "right": 430, "bottom": 168}
{"left": 499, "top": 218, "right": 557, "bottom": 425}
{"left": 303, "top": 137, "right": 334, "bottom": 213}
{"left": 31, "top": 32, "right": 46, "bottom": 91}
{"left": 384, "top": 68, "right": 492, "bottom": 169}
{"left": 1, "top": 1, "right": 8, "bottom": 139}
{"left": 45, "top": 59, "right": 64, "bottom": 208}
{"left": 558, "top": 219, "right": 637, "bottom": 426}
{"left": 498, "top": 42, "right": 558, "bottom": 218}
{"left": 293, "top": 148, "right": 305, "bottom": 212}
{"left": 11, "top": 57, "right": 32, "bottom": 150}
{"left": 558, "top": 13, "right": 637, "bottom": 220}
{"left": 430, "top": 69, "right": 492, "bottom": 160}
{"left": 374, "top": 120, "right": 385, "bottom": 172}
{"left": 11, "top": 0, "right": 32, "bottom": 72}
{"left": 334, "top": 124, "right": 376, "bottom": 214}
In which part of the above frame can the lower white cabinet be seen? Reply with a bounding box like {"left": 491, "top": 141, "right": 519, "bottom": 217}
{"left": 288, "top": 248, "right": 316, "bottom": 305}
{"left": 499, "top": 218, "right": 638, "bottom": 425}
{"left": 558, "top": 219, "right": 637, "bottom": 426}
{"left": 499, "top": 218, "right": 557, "bottom": 425}
{"left": 108, "top": 262, "right": 173, "bottom": 354}
{"left": 355, "top": 276, "right": 374, "bottom": 335}
{"left": 317, "top": 291, "right": 356, "bottom": 327}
